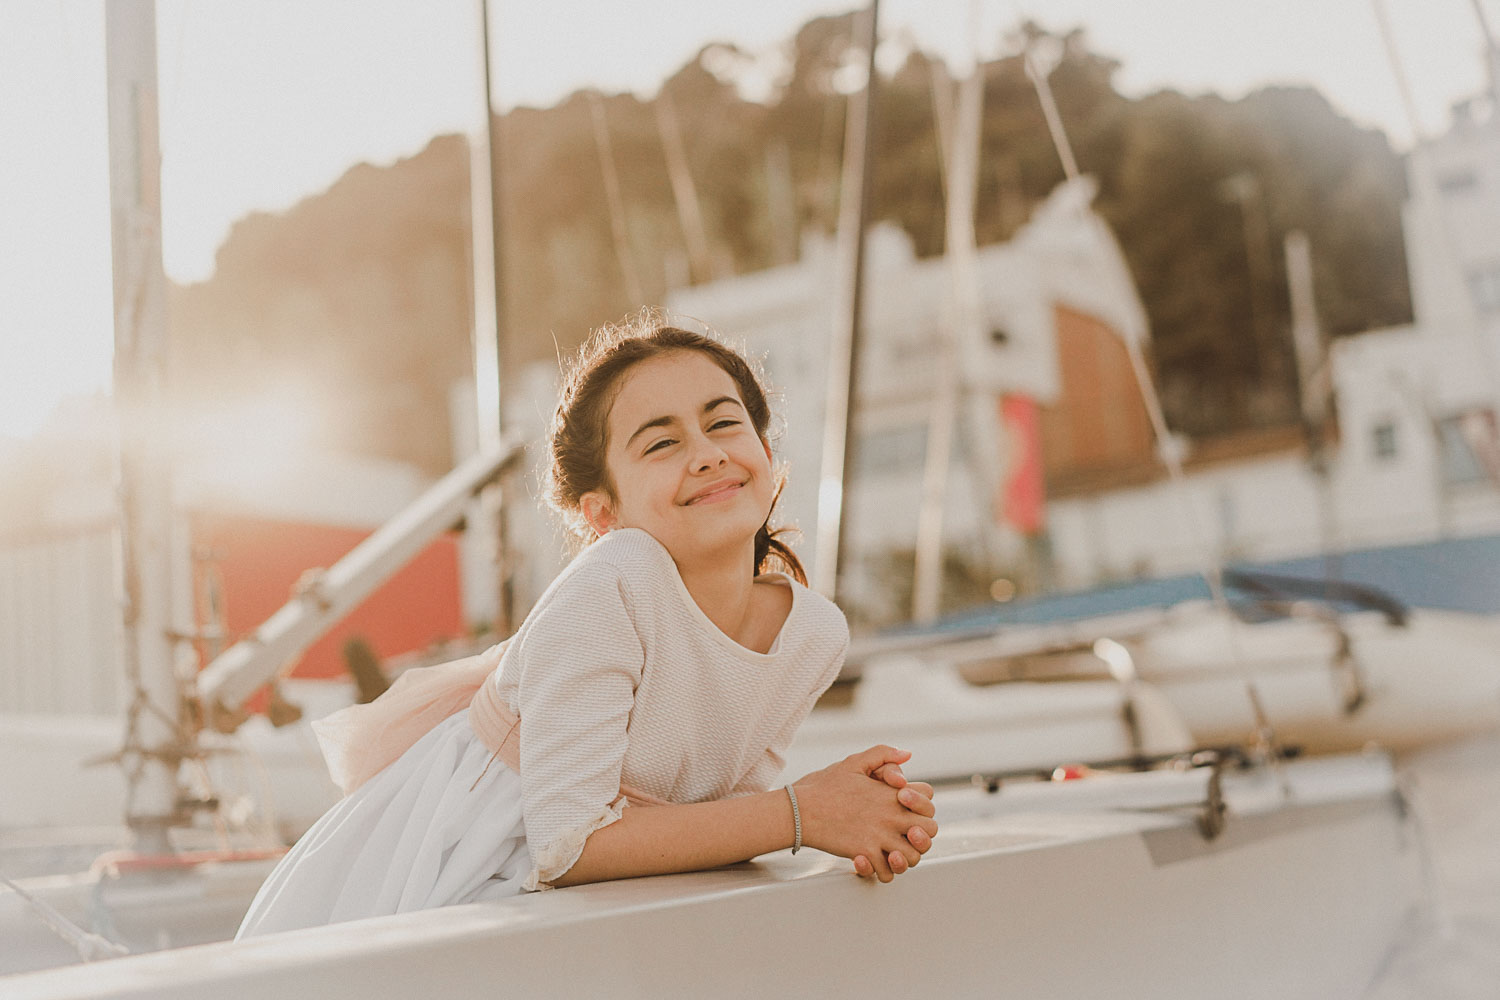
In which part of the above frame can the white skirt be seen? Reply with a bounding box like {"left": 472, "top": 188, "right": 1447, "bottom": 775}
{"left": 236, "top": 709, "right": 531, "bottom": 938}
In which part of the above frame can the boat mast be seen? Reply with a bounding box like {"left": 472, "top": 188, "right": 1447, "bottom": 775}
{"left": 1284, "top": 231, "right": 1339, "bottom": 573}
{"left": 588, "top": 91, "right": 646, "bottom": 306}
{"left": 813, "top": 0, "right": 880, "bottom": 600}
{"left": 106, "top": 0, "right": 187, "bottom": 852}
{"left": 201, "top": 2, "right": 526, "bottom": 717}
{"left": 468, "top": 0, "right": 515, "bottom": 634}
{"left": 913, "top": 49, "right": 984, "bottom": 624}
{"left": 655, "top": 89, "right": 720, "bottom": 284}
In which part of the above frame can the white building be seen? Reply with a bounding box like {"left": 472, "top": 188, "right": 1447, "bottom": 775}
{"left": 666, "top": 179, "right": 1152, "bottom": 620}
{"left": 647, "top": 67, "right": 1500, "bottom": 616}
{"left": 1044, "top": 69, "right": 1500, "bottom": 592}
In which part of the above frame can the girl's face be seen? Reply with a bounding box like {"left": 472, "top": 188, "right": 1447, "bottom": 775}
{"left": 583, "top": 350, "right": 774, "bottom": 566}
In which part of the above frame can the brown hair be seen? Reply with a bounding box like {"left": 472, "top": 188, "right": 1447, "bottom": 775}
{"left": 546, "top": 312, "right": 807, "bottom": 585}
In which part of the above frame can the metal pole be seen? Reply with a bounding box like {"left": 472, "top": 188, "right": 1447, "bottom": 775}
{"left": 1284, "top": 232, "right": 1326, "bottom": 432}
{"left": 1285, "top": 231, "right": 1338, "bottom": 574}
{"left": 914, "top": 65, "right": 984, "bottom": 624}
{"left": 470, "top": 0, "right": 503, "bottom": 451}
{"left": 106, "top": 0, "right": 183, "bottom": 852}
{"left": 655, "top": 90, "right": 719, "bottom": 283}
{"left": 813, "top": 0, "right": 880, "bottom": 600}
{"left": 1468, "top": 0, "right": 1500, "bottom": 101}
{"left": 1220, "top": 173, "right": 1278, "bottom": 392}
{"left": 199, "top": 442, "right": 525, "bottom": 711}
{"left": 588, "top": 90, "right": 645, "bottom": 306}
{"left": 469, "top": 0, "right": 514, "bottom": 633}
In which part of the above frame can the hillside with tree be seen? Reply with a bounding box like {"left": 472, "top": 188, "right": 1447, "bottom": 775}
{"left": 164, "top": 16, "right": 1412, "bottom": 477}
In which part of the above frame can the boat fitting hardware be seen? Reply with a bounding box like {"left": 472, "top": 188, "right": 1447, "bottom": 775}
{"left": 1196, "top": 756, "right": 1227, "bottom": 840}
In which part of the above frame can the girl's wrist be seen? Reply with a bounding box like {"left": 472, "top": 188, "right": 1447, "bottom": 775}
{"left": 784, "top": 784, "right": 803, "bottom": 854}
{"left": 785, "top": 779, "right": 819, "bottom": 852}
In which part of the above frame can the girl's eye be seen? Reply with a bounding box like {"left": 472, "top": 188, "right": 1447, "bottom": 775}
{"left": 644, "top": 438, "right": 675, "bottom": 455}
{"left": 709, "top": 419, "right": 740, "bottom": 431}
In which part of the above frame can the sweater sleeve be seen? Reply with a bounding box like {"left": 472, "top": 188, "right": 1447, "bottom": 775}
{"left": 514, "top": 562, "right": 646, "bottom": 890}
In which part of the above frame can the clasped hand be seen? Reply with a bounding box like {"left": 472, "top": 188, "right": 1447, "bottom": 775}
{"left": 792, "top": 745, "right": 938, "bottom": 884}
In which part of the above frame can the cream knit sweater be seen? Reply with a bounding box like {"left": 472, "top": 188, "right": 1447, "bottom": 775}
{"left": 488, "top": 528, "right": 850, "bottom": 889}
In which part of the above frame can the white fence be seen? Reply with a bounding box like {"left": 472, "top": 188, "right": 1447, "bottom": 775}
{"left": 0, "top": 527, "right": 124, "bottom": 717}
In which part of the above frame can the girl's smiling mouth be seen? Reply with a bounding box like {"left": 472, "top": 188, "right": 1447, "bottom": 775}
{"left": 684, "top": 480, "right": 745, "bottom": 505}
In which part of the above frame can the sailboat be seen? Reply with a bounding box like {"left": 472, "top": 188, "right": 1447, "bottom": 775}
{"left": 787, "top": 3, "right": 1500, "bottom": 773}
{"left": 8, "top": 748, "right": 1421, "bottom": 1000}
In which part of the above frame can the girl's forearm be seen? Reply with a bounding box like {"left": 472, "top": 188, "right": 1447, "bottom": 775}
{"left": 547, "top": 789, "right": 794, "bottom": 887}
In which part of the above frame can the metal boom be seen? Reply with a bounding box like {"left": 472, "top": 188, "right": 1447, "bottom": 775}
{"left": 197, "top": 441, "right": 524, "bottom": 713}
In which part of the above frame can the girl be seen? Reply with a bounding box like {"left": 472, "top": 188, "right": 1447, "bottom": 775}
{"left": 236, "top": 317, "right": 937, "bottom": 937}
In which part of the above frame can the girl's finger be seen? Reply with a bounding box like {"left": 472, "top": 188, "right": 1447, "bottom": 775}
{"left": 908, "top": 781, "right": 934, "bottom": 799}
{"left": 872, "top": 763, "right": 907, "bottom": 789}
{"left": 897, "top": 787, "right": 936, "bottom": 817}
{"left": 888, "top": 850, "right": 908, "bottom": 875}
{"left": 849, "top": 745, "right": 911, "bottom": 775}
{"left": 852, "top": 855, "right": 875, "bottom": 878}
{"left": 893, "top": 840, "right": 921, "bottom": 869}
{"left": 906, "top": 825, "right": 933, "bottom": 853}
{"left": 869, "top": 851, "right": 895, "bottom": 883}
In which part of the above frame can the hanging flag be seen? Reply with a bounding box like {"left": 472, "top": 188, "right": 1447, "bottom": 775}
{"left": 999, "top": 394, "right": 1046, "bottom": 535}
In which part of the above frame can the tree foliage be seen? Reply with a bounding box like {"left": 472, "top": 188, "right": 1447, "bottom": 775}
{"left": 167, "top": 18, "right": 1412, "bottom": 473}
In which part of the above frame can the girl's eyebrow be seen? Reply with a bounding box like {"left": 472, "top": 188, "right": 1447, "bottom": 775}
{"left": 625, "top": 396, "right": 743, "bottom": 449}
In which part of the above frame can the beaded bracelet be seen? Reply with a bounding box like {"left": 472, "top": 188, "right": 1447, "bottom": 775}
{"left": 784, "top": 784, "right": 803, "bottom": 854}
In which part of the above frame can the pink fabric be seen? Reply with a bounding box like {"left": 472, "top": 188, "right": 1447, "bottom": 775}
{"left": 313, "top": 641, "right": 670, "bottom": 808}
{"left": 467, "top": 678, "right": 523, "bottom": 773}
{"left": 313, "top": 643, "right": 507, "bottom": 796}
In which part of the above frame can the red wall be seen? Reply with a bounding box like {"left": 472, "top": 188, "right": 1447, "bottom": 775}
{"left": 1038, "top": 303, "right": 1158, "bottom": 495}
{"left": 190, "top": 512, "right": 466, "bottom": 684}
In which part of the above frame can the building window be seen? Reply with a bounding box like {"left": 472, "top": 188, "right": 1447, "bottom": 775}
{"left": 1372, "top": 421, "right": 1398, "bottom": 461}
{"left": 1437, "top": 411, "right": 1497, "bottom": 487}
{"left": 1438, "top": 169, "right": 1479, "bottom": 195}
{"left": 1468, "top": 264, "right": 1500, "bottom": 315}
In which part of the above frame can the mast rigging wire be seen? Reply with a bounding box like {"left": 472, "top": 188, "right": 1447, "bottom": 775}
{"left": 1015, "top": 26, "right": 1284, "bottom": 768}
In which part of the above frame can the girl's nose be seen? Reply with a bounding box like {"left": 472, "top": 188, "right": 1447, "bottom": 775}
{"left": 689, "top": 435, "right": 728, "bottom": 473}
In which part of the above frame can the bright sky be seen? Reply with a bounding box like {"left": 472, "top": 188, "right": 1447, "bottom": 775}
{"left": 0, "top": 0, "right": 1494, "bottom": 441}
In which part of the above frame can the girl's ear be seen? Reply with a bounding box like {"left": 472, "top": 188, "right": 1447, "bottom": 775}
{"left": 580, "top": 491, "right": 616, "bottom": 537}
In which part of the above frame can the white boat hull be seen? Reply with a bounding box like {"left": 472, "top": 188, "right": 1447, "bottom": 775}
{"left": 781, "top": 659, "right": 1194, "bottom": 784}
{"left": 4, "top": 754, "right": 1422, "bottom": 999}
{"left": 901, "top": 603, "right": 1500, "bottom": 761}
{"left": 1132, "top": 606, "right": 1500, "bottom": 752}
